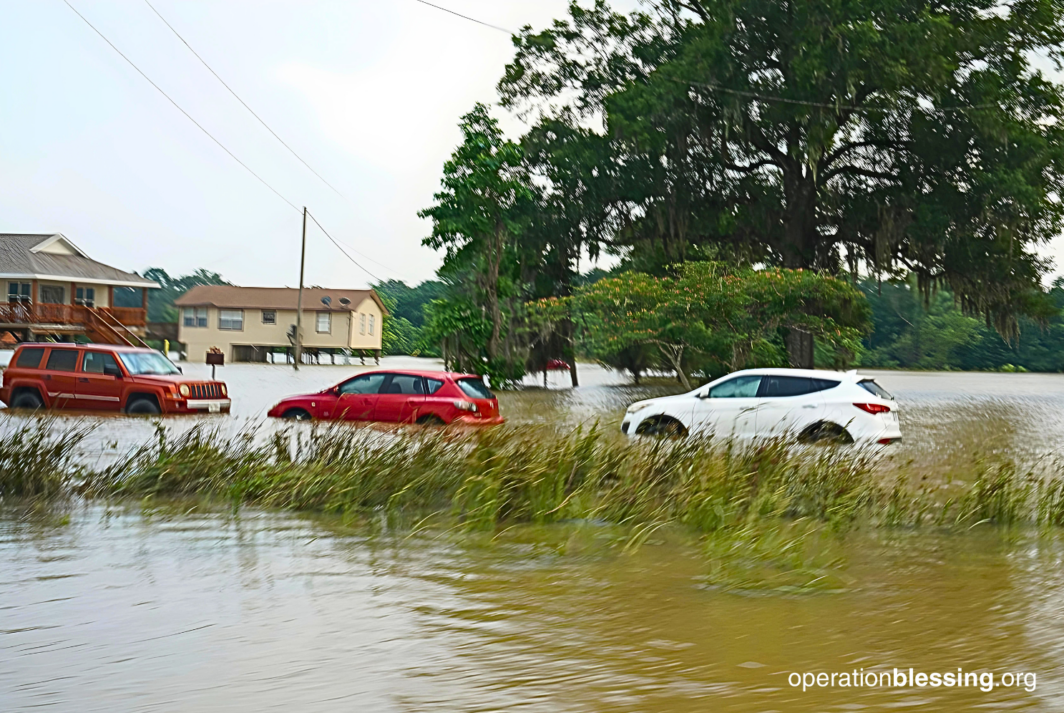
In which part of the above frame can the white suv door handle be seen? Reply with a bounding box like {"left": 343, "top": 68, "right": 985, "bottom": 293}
{"left": 802, "top": 404, "right": 817, "bottom": 409}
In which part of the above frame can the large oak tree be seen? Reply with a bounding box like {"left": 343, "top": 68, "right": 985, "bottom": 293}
{"left": 501, "top": 0, "right": 1064, "bottom": 366}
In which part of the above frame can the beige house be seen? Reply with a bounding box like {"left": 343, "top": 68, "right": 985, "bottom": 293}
{"left": 174, "top": 286, "right": 386, "bottom": 363}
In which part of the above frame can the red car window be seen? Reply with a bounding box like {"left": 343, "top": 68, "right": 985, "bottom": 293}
{"left": 14, "top": 348, "right": 45, "bottom": 369}
{"left": 425, "top": 378, "right": 444, "bottom": 394}
{"left": 339, "top": 373, "right": 386, "bottom": 395}
{"left": 383, "top": 374, "right": 424, "bottom": 395}
{"left": 81, "top": 352, "right": 120, "bottom": 374}
{"left": 45, "top": 349, "right": 79, "bottom": 372}
{"left": 457, "top": 378, "right": 494, "bottom": 400}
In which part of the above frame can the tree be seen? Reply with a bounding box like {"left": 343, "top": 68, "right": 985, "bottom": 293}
{"left": 571, "top": 262, "right": 871, "bottom": 388}
{"left": 500, "top": 0, "right": 1064, "bottom": 367}
{"left": 420, "top": 104, "right": 536, "bottom": 366}
{"left": 142, "top": 268, "right": 230, "bottom": 323}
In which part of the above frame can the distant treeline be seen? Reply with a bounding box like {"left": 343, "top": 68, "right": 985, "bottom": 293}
{"left": 144, "top": 266, "right": 1064, "bottom": 374}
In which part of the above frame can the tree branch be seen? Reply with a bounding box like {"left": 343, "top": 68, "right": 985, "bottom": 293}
{"left": 822, "top": 165, "right": 899, "bottom": 184}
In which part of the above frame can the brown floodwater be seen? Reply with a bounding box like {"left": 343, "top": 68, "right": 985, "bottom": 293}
{"left": 5, "top": 360, "right": 1064, "bottom": 710}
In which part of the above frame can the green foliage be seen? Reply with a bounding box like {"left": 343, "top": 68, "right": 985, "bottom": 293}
{"left": 568, "top": 262, "right": 871, "bottom": 386}
{"left": 372, "top": 279, "right": 447, "bottom": 329}
{"left": 142, "top": 268, "right": 230, "bottom": 323}
{"left": 420, "top": 104, "right": 536, "bottom": 367}
{"left": 499, "top": 0, "right": 1064, "bottom": 365}
{"left": 861, "top": 277, "right": 1064, "bottom": 372}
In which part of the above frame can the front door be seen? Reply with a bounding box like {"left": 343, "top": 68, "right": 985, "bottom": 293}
{"left": 76, "top": 351, "right": 124, "bottom": 412}
{"left": 692, "top": 374, "right": 763, "bottom": 438}
{"left": 334, "top": 373, "right": 387, "bottom": 421}
{"left": 373, "top": 374, "right": 427, "bottom": 423}
{"left": 41, "top": 347, "right": 80, "bottom": 409}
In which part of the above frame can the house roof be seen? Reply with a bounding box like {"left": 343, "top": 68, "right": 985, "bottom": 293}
{"left": 0, "top": 234, "right": 158, "bottom": 288}
{"left": 174, "top": 285, "right": 388, "bottom": 314}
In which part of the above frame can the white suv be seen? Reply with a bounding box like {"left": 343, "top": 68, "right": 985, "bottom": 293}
{"left": 622, "top": 368, "right": 901, "bottom": 445}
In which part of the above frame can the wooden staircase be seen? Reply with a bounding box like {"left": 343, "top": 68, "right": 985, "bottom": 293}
{"left": 86, "top": 307, "right": 151, "bottom": 348}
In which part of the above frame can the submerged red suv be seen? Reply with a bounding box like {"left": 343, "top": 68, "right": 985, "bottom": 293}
{"left": 0, "top": 343, "right": 230, "bottom": 415}
{"left": 267, "top": 370, "right": 503, "bottom": 425}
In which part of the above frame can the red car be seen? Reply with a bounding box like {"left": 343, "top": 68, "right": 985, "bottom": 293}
{"left": 266, "top": 370, "right": 503, "bottom": 426}
{"left": 0, "top": 343, "right": 230, "bottom": 415}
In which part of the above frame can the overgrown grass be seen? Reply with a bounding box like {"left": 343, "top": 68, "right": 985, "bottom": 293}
{"left": 0, "top": 419, "right": 89, "bottom": 499}
{"left": 11, "top": 420, "right": 1064, "bottom": 590}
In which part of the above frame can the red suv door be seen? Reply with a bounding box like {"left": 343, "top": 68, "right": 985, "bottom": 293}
{"left": 41, "top": 347, "right": 80, "bottom": 409}
{"left": 373, "top": 374, "right": 427, "bottom": 423}
{"left": 76, "top": 350, "right": 124, "bottom": 412}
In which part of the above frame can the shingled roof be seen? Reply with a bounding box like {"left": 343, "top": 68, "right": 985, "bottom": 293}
{"left": 0, "top": 234, "right": 158, "bottom": 287}
{"left": 174, "top": 285, "right": 388, "bottom": 314}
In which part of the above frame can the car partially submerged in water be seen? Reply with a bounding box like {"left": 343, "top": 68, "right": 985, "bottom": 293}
{"left": 0, "top": 343, "right": 230, "bottom": 415}
{"left": 267, "top": 370, "right": 503, "bottom": 426}
{"left": 622, "top": 368, "right": 900, "bottom": 445}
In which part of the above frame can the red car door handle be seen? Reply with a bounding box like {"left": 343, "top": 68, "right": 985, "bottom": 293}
{"left": 78, "top": 378, "right": 90, "bottom": 383}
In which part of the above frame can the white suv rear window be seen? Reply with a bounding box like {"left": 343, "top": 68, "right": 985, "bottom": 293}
{"left": 859, "top": 380, "right": 893, "bottom": 400}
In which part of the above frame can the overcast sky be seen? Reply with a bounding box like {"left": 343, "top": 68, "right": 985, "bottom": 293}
{"left": 2, "top": 0, "right": 1062, "bottom": 290}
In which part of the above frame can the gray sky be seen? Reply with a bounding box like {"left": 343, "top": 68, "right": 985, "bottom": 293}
{"left": 2, "top": 1, "right": 1061, "bottom": 290}
{"left": 1, "top": 0, "right": 638, "bottom": 289}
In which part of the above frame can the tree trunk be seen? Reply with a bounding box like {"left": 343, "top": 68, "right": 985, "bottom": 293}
{"left": 568, "top": 358, "right": 579, "bottom": 388}
{"left": 781, "top": 167, "right": 818, "bottom": 368}
{"left": 485, "top": 220, "right": 504, "bottom": 361}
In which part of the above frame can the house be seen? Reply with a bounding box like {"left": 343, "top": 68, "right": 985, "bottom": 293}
{"left": 174, "top": 285, "right": 387, "bottom": 363}
{"left": 0, "top": 233, "right": 158, "bottom": 344}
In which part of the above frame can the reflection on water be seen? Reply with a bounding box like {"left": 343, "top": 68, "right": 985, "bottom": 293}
{"left": 2, "top": 507, "right": 1063, "bottom": 711}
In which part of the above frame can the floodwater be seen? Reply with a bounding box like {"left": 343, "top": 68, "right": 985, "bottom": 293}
{"left": 5, "top": 361, "right": 1064, "bottom": 710}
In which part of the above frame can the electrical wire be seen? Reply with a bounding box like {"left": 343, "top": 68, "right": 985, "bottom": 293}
{"left": 411, "top": 0, "right": 513, "bottom": 35}
{"left": 143, "top": 0, "right": 344, "bottom": 197}
{"left": 63, "top": 0, "right": 300, "bottom": 211}
{"left": 677, "top": 77, "right": 999, "bottom": 115}
{"left": 307, "top": 210, "right": 385, "bottom": 283}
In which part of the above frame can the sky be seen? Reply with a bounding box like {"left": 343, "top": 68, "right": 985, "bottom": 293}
{"left": 0, "top": 0, "right": 636, "bottom": 290}
{"left": 1, "top": 0, "right": 1062, "bottom": 291}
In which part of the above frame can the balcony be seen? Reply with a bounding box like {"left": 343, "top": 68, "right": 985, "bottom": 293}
{"left": 0, "top": 303, "right": 147, "bottom": 330}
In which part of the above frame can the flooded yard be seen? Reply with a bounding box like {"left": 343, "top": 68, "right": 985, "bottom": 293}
{"left": 5, "top": 361, "right": 1064, "bottom": 710}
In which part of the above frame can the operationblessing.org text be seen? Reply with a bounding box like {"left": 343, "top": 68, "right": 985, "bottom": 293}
{"left": 788, "top": 668, "right": 1036, "bottom": 694}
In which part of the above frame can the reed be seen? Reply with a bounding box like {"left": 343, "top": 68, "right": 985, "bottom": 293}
{"left": 0, "top": 419, "right": 88, "bottom": 499}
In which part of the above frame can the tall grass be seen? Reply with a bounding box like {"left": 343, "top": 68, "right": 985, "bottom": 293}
{"left": 11, "top": 420, "right": 1064, "bottom": 537}
{"left": 0, "top": 419, "right": 89, "bottom": 499}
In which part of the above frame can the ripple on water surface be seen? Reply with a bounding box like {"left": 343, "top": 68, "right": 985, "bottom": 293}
{"left": 2, "top": 506, "right": 1064, "bottom": 711}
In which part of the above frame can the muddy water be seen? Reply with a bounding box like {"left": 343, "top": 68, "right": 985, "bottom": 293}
{"left": 2, "top": 507, "right": 1063, "bottom": 711}
{"left": 6, "top": 364, "right": 1064, "bottom": 710}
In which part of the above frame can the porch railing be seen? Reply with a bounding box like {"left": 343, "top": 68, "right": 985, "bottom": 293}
{"left": 0, "top": 303, "right": 147, "bottom": 328}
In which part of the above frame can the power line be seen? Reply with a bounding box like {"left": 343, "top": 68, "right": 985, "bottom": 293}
{"left": 63, "top": 0, "right": 299, "bottom": 211}
{"left": 411, "top": 0, "right": 513, "bottom": 35}
{"left": 143, "top": 0, "right": 344, "bottom": 197}
{"left": 307, "top": 210, "right": 385, "bottom": 284}
{"left": 677, "top": 77, "right": 998, "bottom": 115}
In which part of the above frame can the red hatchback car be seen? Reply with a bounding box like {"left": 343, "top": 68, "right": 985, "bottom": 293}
{"left": 267, "top": 370, "right": 503, "bottom": 426}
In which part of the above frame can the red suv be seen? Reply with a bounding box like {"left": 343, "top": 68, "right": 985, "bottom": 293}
{"left": 266, "top": 370, "right": 503, "bottom": 425}
{"left": 0, "top": 343, "right": 230, "bottom": 415}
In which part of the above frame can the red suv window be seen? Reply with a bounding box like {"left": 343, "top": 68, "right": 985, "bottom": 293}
{"left": 45, "top": 349, "right": 79, "bottom": 372}
{"left": 14, "top": 348, "right": 45, "bottom": 369}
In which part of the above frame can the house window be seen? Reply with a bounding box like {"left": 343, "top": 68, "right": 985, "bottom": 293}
{"left": 262, "top": 310, "right": 276, "bottom": 325}
{"left": 316, "top": 312, "right": 331, "bottom": 333}
{"left": 183, "top": 307, "right": 208, "bottom": 328}
{"left": 39, "top": 285, "right": 65, "bottom": 304}
{"left": 368, "top": 314, "right": 375, "bottom": 336}
{"left": 7, "top": 282, "right": 30, "bottom": 302}
{"left": 219, "top": 309, "right": 244, "bottom": 331}
{"left": 75, "top": 287, "right": 95, "bottom": 306}
{"left": 360, "top": 313, "right": 366, "bottom": 335}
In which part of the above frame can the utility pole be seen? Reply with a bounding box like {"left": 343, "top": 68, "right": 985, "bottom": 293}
{"left": 294, "top": 206, "right": 307, "bottom": 370}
